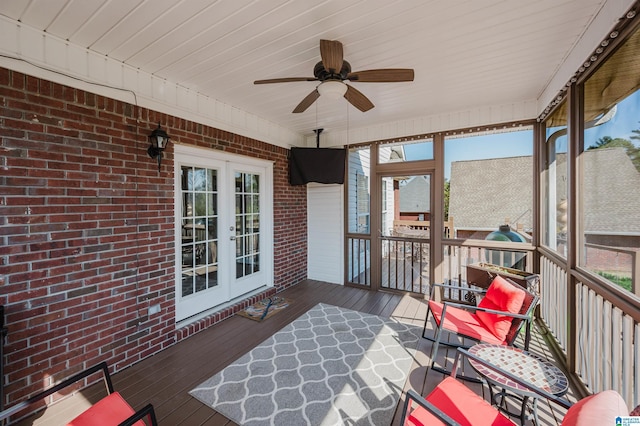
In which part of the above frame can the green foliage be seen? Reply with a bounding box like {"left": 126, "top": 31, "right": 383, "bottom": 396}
{"left": 597, "top": 271, "right": 632, "bottom": 292}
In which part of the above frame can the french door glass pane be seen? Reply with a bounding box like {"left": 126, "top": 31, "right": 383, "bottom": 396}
{"left": 180, "top": 166, "right": 218, "bottom": 297}
{"left": 235, "top": 172, "right": 261, "bottom": 279}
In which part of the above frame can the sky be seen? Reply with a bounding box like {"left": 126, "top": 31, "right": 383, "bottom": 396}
{"left": 403, "top": 88, "right": 640, "bottom": 179}
{"left": 400, "top": 130, "right": 533, "bottom": 180}
{"left": 443, "top": 131, "right": 533, "bottom": 180}
{"left": 585, "top": 89, "right": 640, "bottom": 146}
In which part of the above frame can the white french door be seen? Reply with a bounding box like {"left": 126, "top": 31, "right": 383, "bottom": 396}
{"left": 174, "top": 145, "right": 273, "bottom": 322}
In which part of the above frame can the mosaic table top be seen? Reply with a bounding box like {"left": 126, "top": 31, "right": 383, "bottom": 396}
{"left": 468, "top": 344, "right": 569, "bottom": 396}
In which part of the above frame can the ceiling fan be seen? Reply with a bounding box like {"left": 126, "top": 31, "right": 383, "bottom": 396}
{"left": 254, "top": 39, "right": 414, "bottom": 113}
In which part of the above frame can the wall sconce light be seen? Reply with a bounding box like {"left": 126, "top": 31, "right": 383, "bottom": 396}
{"left": 147, "top": 123, "right": 170, "bottom": 172}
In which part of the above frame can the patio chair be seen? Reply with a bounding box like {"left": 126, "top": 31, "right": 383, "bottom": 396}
{"left": 423, "top": 275, "right": 538, "bottom": 379}
{"left": 401, "top": 348, "right": 631, "bottom": 426}
{"left": 0, "top": 362, "right": 157, "bottom": 426}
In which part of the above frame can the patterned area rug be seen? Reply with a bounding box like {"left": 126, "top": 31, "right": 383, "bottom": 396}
{"left": 237, "top": 297, "right": 292, "bottom": 322}
{"left": 189, "top": 303, "right": 421, "bottom": 425}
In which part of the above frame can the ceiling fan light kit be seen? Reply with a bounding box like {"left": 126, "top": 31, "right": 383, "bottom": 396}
{"left": 254, "top": 39, "right": 414, "bottom": 113}
{"left": 317, "top": 81, "right": 347, "bottom": 99}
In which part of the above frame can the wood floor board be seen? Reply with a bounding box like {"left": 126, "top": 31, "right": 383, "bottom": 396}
{"left": 13, "top": 280, "right": 570, "bottom": 426}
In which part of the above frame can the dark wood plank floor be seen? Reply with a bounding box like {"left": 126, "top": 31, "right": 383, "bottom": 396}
{"left": 16, "top": 280, "right": 576, "bottom": 425}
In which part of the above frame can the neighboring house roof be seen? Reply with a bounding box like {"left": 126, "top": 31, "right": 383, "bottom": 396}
{"left": 448, "top": 148, "right": 640, "bottom": 234}
{"left": 581, "top": 147, "right": 640, "bottom": 234}
{"left": 400, "top": 176, "right": 430, "bottom": 212}
{"left": 449, "top": 156, "right": 533, "bottom": 232}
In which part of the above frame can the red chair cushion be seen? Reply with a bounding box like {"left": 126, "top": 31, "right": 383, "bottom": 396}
{"left": 561, "top": 390, "right": 629, "bottom": 426}
{"left": 476, "top": 276, "right": 526, "bottom": 341}
{"left": 404, "top": 376, "right": 514, "bottom": 425}
{"left": 428, "top": 300, "right": 505, "bottom": 345}
{"left": 67, "top": 392, "right": 145, "bottom": 426}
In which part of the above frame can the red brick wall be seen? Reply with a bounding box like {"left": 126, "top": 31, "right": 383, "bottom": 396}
{"left": 0, "top": 68, "right": 307, "bottom": 408}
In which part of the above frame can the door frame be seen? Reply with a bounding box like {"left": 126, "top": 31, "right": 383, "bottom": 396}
{"left": 173, "top": 143, "right": 274, "bottom": 323}
{"left": 373, "top": 171, "right": 435, "bottom": 293}
{"left": 345, "top": 142, "right": 442, "bottom": 292}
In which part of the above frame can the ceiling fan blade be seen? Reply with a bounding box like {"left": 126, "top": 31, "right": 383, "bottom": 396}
{"left": 320, "top": 39, "right": 344, "bottom": 74}
{"left": 346, "top": 69, "right": 414, "bottom": 82}
{"left": 254, "top": 77, "right": 317, "bottom": 84}
{"left": 344, "top": 85, "right": 374, "bottom": 112}
{"left": 292, "top": 89, "right": 321, "bottom": 113}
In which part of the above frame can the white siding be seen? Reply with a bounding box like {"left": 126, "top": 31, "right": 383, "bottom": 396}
{"left": 347, "top": 148, "right": 371, "bottom": 234}
{"left": 381, "top": 177, "right": 395, "bottom": 236}
{"left": 307, "top": 184, "right": 344, "bottom": 284}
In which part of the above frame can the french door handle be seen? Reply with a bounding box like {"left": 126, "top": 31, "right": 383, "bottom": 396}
{"left": 230, "top": 236, "right": 236, "bottom": 241}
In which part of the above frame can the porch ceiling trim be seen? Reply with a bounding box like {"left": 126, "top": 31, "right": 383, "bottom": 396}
{"left": 0, "top": 15, "right": 303, "bottom": 149}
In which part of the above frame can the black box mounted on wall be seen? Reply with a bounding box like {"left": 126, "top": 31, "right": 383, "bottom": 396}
{"left": 289, "top": 147, "right": 346, "bottom": 185}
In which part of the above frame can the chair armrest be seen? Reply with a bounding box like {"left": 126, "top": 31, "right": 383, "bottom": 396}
{"left": 118, "top": 403, "right": 158, "bottom": 426}
{"left": 442, "top": 301, "right": 532, "bottom": 320}
{"left": 0, "top": 362, "right": 114, "bottom": 422}
{"left": 454, "top": 348, "right": 572, "bottom": 410}
{"left": 402, "top": 389, "right": 460, "bottom": 426}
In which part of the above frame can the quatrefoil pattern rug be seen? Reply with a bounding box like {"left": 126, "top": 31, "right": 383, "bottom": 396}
{"left": 189, "top": 303, "right": 421, "bottom": 425}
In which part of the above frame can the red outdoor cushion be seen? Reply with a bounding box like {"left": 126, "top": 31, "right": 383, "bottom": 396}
{"left": 404, "top": 376, "right": 514, "bottom": 425}
{"left": 476, "top": 276, "right": 526, "bottom": 341}
{"left": 561, "top": 390, "right": 629, "bottom": 426}
{"left": 428, "top": 300, "right": 505, "bottom": 345}
{"left": 67, "top": 391, "right": 146, "bottom": 426}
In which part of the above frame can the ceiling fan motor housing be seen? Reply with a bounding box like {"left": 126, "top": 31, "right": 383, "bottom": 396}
{"left": 314, "top": 60, "right": 351, "bottom": 81}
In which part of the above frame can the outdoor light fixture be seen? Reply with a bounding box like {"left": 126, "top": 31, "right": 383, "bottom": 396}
{"left": 317, "top": 80, "right": 348, "bottom": 99}
{"left": 147, "top": 123, "right": 170, "bottom": 172}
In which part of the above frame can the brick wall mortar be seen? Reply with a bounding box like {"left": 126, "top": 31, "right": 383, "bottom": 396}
{"left": 0, "top": 67, "right": 307, "bottom": 411}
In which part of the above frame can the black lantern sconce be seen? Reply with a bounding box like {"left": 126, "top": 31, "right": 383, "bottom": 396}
{"left": 147, "top": 123, "right": 170, "bottom": 172}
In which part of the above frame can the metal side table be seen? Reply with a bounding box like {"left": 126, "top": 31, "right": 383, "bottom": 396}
{"left": 468, "top": 343, "right": 569, "bottom": 425}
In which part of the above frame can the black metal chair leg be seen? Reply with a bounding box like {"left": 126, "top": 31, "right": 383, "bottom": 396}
{"left": 421, "top": 303, "right": 432, "bottom": 338}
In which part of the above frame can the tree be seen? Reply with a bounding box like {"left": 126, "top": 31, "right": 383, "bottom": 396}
{"left": 630, "top": 124, "right": 640, "bottom": 143}
{"left": 443, "top": 179, "right": 450, "bottom": 221}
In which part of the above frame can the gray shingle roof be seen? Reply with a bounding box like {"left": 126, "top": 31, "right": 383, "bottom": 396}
{"left": 582, "top": 147, "right": 640, "bottom": 233}
{"left": 448, "top": 148, "right": 640, "bottom": 234}
{"left": 449, "top": 156, "right": 533, "bottom": 231}
{"left": 400, "top": 176, "right": 430, "bottom": 212}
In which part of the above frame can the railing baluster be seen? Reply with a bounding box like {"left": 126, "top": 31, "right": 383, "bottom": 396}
{"left": 634, "top": 323, "right": 640, "bottom": 407}
{"left": 604, "top": 301, "right": 613, "bottom": 391}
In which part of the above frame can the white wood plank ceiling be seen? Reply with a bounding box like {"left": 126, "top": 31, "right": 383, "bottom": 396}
{"left": 0, "top": 0, "right": 629, "bottom": 144}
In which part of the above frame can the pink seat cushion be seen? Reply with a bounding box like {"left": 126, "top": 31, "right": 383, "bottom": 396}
{"left": 476, "top": 276, "right": 526, "bottom": 341}
{"left": 404, "top": 376, "right": 515, "bottom": 425}
{"left": 67, "top": 392, "right": 146, "bottom": 426}
{"left": 561, "top": 390, "right": 629, "bottom": 426}
{"left": 428, "top": 300, "right": 505, "bottom": 345}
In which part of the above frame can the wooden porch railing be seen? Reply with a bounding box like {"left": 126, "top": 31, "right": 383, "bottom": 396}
{"left": 540, "top": 252, "right": 640, "bottom": 410}
{"left": 347, "top": 235, "right": 639, "bottom": 409}
{"left": 380, "top": 236, "right": 430, "bottom": 293}
{"left": 442, "top": 241, "right": 639, "bottom": 409}
{"left": 392, "top": 218, "right": 454, "bottom": 238}
{"left": 441, "top": 239, "right": 536, "bottom": 287}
